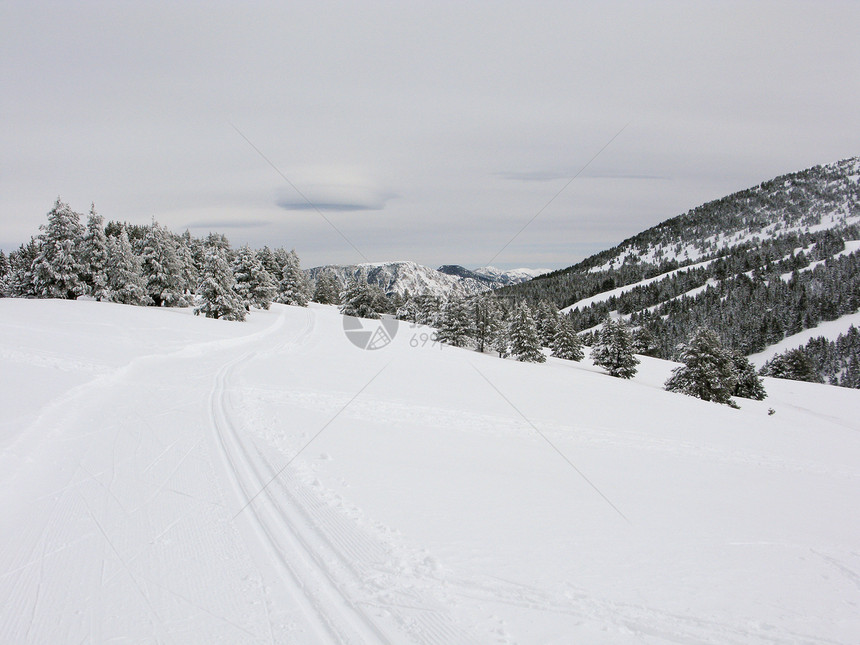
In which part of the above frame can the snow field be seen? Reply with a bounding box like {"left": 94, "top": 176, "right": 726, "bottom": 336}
{"left": 1, "top": 299, "right": 859, "bottom": 643}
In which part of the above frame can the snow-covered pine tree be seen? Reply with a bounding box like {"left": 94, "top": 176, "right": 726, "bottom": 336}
{"left": 312, "top": 269, "right": 341, "bottom": 305}
{"left": 277, "top": 249, "right": 310, "bottom": 307}
{"left": 759, "top": 348, "right": 823, "bottom": 383}
{"left": 174, "top": 232, "right": 199, "bottom": 298}
{"left": 436, "top": 298, "right": 474, "bottom": 348}
{"left": 105, "top": 227, "right": 151, "bottom": 306}
{"left": 81, "top": 204, "right": 109, "bottom": 301}
{"left": 256, "top": 246, "right": 279, "bottom": 278}
{"left": 414, "top": 294, "right": 443, "bottom": 326}
{"left": 472, "top": 295, "right": 503, "bottom": 353}
{"left": 370, "top": 284, "right": 392, "bottom": 315}
{"left": 33, "top": 198, "right": 86, "bottom": 299}
{"left": 664, "top": 327, "right": 738, "bottom": 406}
{"left": 194, "top": 247, "right": 246, "bottom": 321}
{"left": 535, "top": 300, "right": 560, "bottom": 347}
{"left": 270, "top": 247, "right": 291, "bottom": 289}
{"left": 591, "top": 317, "right": 639, "bottom": 378}
{"left": 139, "top": 222, "right": 188, "bottom": 307}
{"left": 233, "top": 245, "right": 277, "bottom": 310}
{"left": 394, "top": 290, "right": 420, "bottom": 322}
{"left": 551, "top": 316, "right": 585, "bottom": 361}
{"left": 731, "top": 352, "right": 767, "bottom": 400}
{"left": 0, "top": 250, "right": 9, "bottom": 296}
{"left": 7, "top": 239, "right": 40, "bottom": 297}
{"left": 841, "top": 355, "right": 860, "bottom": 389}
{"left": 632, "top": 326, "right": 660, "bottom": 358}
{"left": 509, "top": 302, "right": 546, "bottom": 363}
{"left": 204, "top": 231, "right": 231, "bottom": 252}
{"left": 340, "top": 278, "right": 381, "bottom": 318}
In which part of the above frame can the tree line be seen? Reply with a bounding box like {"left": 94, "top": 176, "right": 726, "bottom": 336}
{"left": 0, "top": 198, "right": 311, "bottom": 321}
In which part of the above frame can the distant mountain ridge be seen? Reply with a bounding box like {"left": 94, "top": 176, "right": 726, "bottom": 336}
{"left": 308, "top": 261, "right": 546, "bottom": 298}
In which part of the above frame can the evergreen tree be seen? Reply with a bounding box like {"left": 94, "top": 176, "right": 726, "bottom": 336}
{"left": 233, "top": 245, "right": 277, "bottom": 310}
{"left": 369, "top": 283, "right": 393, "bottom": 315}
{"left": 731, "top": 352, "right": 767, "bottom": 400}
{"left": 664, "top": 328, "right": 738, "bottom": 406}
{"left": 841, "top": 355, "right": 860, "bottom": 389}
{"left": 33, "top": 198, "right": 86, "bottom": 299}
{"left": 81, "top": 204, "right": 109, "bottom": 301}
{"left": 632, "top": 326, "right": 661, "bottom": 357}
{"left": 493, "top": 328, "right": 511, "bottom": 359}
{"left": 174, "top": 232, "right": 199, "bottom": 297}
{"left": 8, "top": 239, "right": 40, "bottom": 297}
{"left": 436, "top": 298, "right": 473, "bottom": 348}
{"left": 277, "top": 249, "right": 310, "bottom": 306}
{"left": 257, "top": 246, "right": 280, "bottom": 278}
{"left": 759, "top": 348, "right": 823, "bottom": 383}
{"left": 509, "top": 302, "right": 546, "bottom": 363}
{"left": 591, "top": 318, "right": 639, "bottom": 378}
{"left": 204, "top": 231, "right": 232, "bottom": 253}
{"left": 313, "top": 269, "right": 341, "bottom": 305}
{"left": 340, "top": 278, "right": 382, "bottom": 318}
{"left": 194, "top": 247, "right": 246, "bottom": 321}
{"left": 105, "top": 228, "right": 150, "bottom": 306}
{"left": 395, "top": 290, "right": 420, "bottom": 323}
{"left": 139, "top": 222, "right": 187, "bottom": 307}
{"left": 414, "top": 294, "right": 443, "bottom": 326}
{"left": 0, "top": 250, "right": 9, "bottom": 296}
{"left": 472, "top": 295, "right": 503, "bottom": 353}
{"left": 535, "top": 300, "right": 560, "bottom": 347}
{"left": 551, "top": 316, "right": 585, "bottom": 361}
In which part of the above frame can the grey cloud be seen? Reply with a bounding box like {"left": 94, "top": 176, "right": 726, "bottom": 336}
{"left": 275, "top": 186, "right": 396, "bottom": 213}
{"left": 276, "top": 200, "right": 384, "bottom": 212}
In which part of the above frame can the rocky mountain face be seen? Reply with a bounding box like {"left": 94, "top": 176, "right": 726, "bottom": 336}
{"left": 308, "top": 261, "right": 546, "bottom": 299}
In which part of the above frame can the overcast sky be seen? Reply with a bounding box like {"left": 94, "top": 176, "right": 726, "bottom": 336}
{"left": 2, "top": 1, "right": 858, "bottom": 270}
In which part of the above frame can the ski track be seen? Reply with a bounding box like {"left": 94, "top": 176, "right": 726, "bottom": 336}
{"left": 210, "top": 306, "right": 481, "bottom": 644}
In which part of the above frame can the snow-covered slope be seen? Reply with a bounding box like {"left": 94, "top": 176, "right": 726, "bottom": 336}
{"left": 2, "top": 299, "right": 859, "bottom": 644}
{"left": 502, "top": 156, "right": 860, "bottom": 368}
{"left": 587, "top": 156, "right": 860, "bottom": 271}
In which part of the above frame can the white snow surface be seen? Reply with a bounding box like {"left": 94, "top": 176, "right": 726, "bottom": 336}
{"left": 2, "top": 299, "right": 859, "bottom": 644}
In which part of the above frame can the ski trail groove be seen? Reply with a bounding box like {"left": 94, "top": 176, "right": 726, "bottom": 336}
{"left": 211, "top": 308, "right": 390, "bottom": 644}
{"left": 211, "top": 306, "right": 478, "bottom": 644}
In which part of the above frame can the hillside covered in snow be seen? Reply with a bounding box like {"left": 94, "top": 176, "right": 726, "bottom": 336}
{"left": 1, "top": 298, "right": 859, "bottom": 644}
{"left": 502, "top": 157, "right": 860, "bottom": 380}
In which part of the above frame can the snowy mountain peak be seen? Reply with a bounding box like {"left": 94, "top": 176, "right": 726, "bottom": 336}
{"left": 308, "top": 261, "right": 489, "bottom": 298}
{"left": 309, "top": 261, "right": 548, "bottom": 299}
{"left": 473, "top": 266, "right": 550, "bottom": 284}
